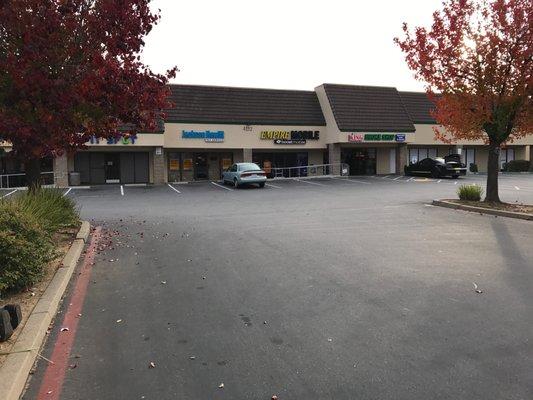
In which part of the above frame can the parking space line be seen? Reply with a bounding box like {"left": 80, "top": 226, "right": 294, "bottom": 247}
{"left": 331, "top": 177, "right": 371, "bottom": 185}
{"left": 393, "top": 176, "right": 402, "bottom": 181}
{"left": 211, "top": 181, "right": 233, "bottom": 191}
{"left": 515, "top": 186, "right": 520, "bottom": 191}
{"left": 1, "top": 189, "right": 17, "bottom": 199}
{"left": 437, "top": 179, "right": 442, "bottom": 183}
{"left": 265, "top": 183, "right": 282, "bottom": 189}
{"left": 295, "top": 179, "right": 326, "bottom": 186}
{"left": 63, "top": 187, "right": 72, "bottom": 197}
{"left": 167, "top": 183, "right": 181, "bottom": 194}
{"left": 382, "top": 175, "right": 391, "bottom": 179}
{"left": 120, "top": 185, "right": 124, "bottom": 196}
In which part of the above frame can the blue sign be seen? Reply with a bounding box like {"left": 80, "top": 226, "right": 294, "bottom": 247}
{"left": 89, "top": 134, "right": 137, "bottom": 145}
{"left": 182, "top": 130, "right": 224, "bottom": 142}
{"left": 395, "top": 134, "right": 406, "bottom": 142}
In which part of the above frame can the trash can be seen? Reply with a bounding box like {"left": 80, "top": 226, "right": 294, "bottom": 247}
{"left": 68, "top": 172, "right": 81, "bottom": 186}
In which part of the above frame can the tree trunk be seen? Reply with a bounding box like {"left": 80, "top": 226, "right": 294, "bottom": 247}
{"left": 485, "top": 142, "right": 501, "bottom": 203}
{"left": 25, "top": 158, "right": 42, "bottom": 191}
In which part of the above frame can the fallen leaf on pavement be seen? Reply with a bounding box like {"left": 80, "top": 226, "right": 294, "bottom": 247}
{"left": 218, "top": 383, "right": 224, "bottom": 389}
{"left": 149, "top": 362, "right": 156, "bottom": 368}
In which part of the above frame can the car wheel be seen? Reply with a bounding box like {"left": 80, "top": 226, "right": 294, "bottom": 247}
{"left": 3, "top": 304, "right": 22, "bottom": 330}
{"left": 259, "top": 182, "right": 265, "bottom": 188}
{"left": 233, "top": 178, "right": 239, "bottom": 188}
{"left": 452, "top": 175, "right": 459, "bottom": 179}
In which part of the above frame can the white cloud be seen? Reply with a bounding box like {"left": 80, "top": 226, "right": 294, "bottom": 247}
{"left": 142, "top": 0, "right": 441, "bottom": 91}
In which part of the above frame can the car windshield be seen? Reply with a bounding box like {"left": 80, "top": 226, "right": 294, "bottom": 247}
{"left": 239, "top": 163, "right": 261, "bottom": 171}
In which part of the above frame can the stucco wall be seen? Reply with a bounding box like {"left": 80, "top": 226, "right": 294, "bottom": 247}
{"left": 164, "top": 123, "right": 326, "bottom": 150}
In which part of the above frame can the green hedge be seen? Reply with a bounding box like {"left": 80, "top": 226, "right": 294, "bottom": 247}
{"left": 502, "top": 160, "right": 530, "bottom": 172}
{"left": 0, "top": 189, "right": 79, "bottom": 295}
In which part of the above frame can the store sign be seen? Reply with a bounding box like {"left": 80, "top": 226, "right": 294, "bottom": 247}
{"left": 89, "top": 134, "right": 137, "bottom": 145}
{"left": 348, "top": 133, "right": 407, "bottom": 142}
{"left": 182, "top": 130, "right": 224, "bottom": 143}
{"left": 260, "top": 130, "right": 319, "bottom": 143}
{"left": 274, "top": 139, "right": 306, "bottom": 145}
{"left": 348, "top": 133, "right": 364, "bottom": 142}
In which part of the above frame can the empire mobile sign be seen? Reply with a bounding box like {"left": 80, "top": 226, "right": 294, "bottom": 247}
{"left": 260, "top": 130, "right": 319, "bottom": 145}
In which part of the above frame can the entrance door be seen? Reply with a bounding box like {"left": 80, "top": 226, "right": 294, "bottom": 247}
{"left": 194, "top": 153, "right": 209, "bottom": 180}
{"left": 342, "top": 148, "right": 376, "bottom": 175}
{"left": 105, "top": 153, "right": 120, "bottom": 183}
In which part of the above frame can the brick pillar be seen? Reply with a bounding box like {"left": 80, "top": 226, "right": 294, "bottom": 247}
{"left": 153, "top": 148, "right": 165, "bottom": 184}
{"left": 53, "top": 153, "right": 69, "bottom": 187}
{"left": 328, "top": 143, "right": 341, "bottom": 175}
{"left": 243, "top": 148, "right": 253, "bottom": 162}
{"left": 396, "top": 144, "right": 407, "bottom": 175}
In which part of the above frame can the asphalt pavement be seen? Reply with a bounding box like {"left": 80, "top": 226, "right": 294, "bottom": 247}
{"left": 21, "top": 174, "right": 533, "bottom": 400}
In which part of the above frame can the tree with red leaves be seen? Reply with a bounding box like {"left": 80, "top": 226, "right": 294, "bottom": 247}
{"left": 395, "top": 0, "right": 532, "bottom": 202}
{"left": 0, "top": 0, "right": 176, "bottom": 187}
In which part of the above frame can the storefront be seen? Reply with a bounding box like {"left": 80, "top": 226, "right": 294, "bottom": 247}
{"left": 74, "top": 151, "right": 150, "bottom": 184}
{"left": 166, "top": 150, "right": 234, "bottom": 182}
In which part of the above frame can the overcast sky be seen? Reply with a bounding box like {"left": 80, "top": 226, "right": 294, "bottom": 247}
{"left": 142, "top": 0, "right": 442, "bottom": 92}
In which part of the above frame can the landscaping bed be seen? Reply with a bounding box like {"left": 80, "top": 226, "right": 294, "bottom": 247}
{"left": 0, "top": 188, "right": 80, "bottom": 367}
{"left": 446, "top": 200, "right": 533, "bottom": 214}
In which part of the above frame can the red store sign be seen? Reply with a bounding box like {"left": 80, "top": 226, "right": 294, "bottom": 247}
{"left": 348, "top": 133, "right": 364, "bottom": 142}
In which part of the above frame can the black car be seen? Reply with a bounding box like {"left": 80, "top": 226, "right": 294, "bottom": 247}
{"left": 404, "top": 154, "right": 467, "bottom": 178}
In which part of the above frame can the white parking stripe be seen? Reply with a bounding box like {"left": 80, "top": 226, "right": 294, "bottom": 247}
{"left": 265, "top": 183, "right": 282, "bottom": 189}
{"left": 437, "top": 179, "right": 442, "bottom": 183}
{"left": 393, "top": 176, "right": 402, "bottom": 181}
{"left": 211, "top": 181, "right": 233, "bottom": 191}
{"left": 295, "top": 179, "right": 326, "bottom": 186}
{"left": 1, "top": 189, "right": 17, "bottom": 199}
{"left": 167, "top": 183, "right": 181, "bottom": 194}
{"left": 382, "top": 175, "right": 391, "bottom": 179}
{"left": 331, "top": 177, "right": 371, "bottom": 185}
{"left": 515, "top": 186, "right": 520, "bottom": 191}
{"left": 63, "top": 187, "right": 72, "bottom": 197}
{"left": 120, "top": 185, "right": 124, "bottom": 196}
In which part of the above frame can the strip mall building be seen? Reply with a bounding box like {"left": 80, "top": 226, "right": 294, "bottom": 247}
{"left": 2, "top": 84, "right": 532, "bottom": 186}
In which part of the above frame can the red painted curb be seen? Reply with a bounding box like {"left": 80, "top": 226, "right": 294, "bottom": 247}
{"left": 36, "top": 227, "right": 102, "bottom": 400}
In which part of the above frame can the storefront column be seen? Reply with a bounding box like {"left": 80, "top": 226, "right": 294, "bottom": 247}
{"left": 328, "top": 143, "right": 341, "bottom": 175}
{"left": 525, "top": 145, "right": 531, "bottom": 162}
{"left": 153, "top": 147, "right": 165, "bottom": 184}
{"left": 53, "top": 153, "right": 69, "bottom": 187}
{"left": 396, "top": 144, "right": 407, "bottom": 175}
{"left": 243, "top": 148, "right": 253, "bottom": 162}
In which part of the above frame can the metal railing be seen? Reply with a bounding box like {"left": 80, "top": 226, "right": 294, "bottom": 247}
{"left": 0, "top": 171, "right": 55, "bottom": 189}
{"left": 269, "top": 163, "right": 350, "bottom": 179}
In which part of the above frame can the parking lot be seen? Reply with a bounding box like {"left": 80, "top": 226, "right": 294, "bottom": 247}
{"left": 18, "top": 174, "right": 533, "bottom": 399}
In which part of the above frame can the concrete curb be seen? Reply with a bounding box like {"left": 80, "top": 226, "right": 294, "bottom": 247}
{"left": 0, "top": 221, "right": 91, "bottom": 400}
{"left": 432, "top": 200, "right": 533, "bottom": 221}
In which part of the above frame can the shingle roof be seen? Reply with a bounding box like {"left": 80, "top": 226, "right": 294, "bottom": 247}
{"left": 164, "top": 84, "right": 326, "bottom": 126}
{"left": 322, "top": 84, "right": 415, "bottom": 132}
{"left": 398, "top": 91, "right": 437, "bottom": 124}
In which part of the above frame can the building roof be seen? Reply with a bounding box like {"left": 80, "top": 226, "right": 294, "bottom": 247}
{"left": 398, "top": 91, "right": 437, "bottom": 124}
{"left": 322, "top": 84, "right": 415, "bottom": 132}
{"left": 164, "top": 84, "right": 326, "bottom": 126}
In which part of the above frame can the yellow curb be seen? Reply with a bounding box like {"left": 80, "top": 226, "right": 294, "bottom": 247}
{"left": 0, "top": 221, "right": 90, "bottom": 400}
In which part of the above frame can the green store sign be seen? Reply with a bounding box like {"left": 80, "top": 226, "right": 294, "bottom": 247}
{"left": 364, "top": 134, "right": 396, "bottom": 141}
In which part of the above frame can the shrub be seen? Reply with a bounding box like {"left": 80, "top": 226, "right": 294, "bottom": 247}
{"left": 0, "top": 202, "right": 56, "bottom": 295}
{"left": 457, "top": 184, "right": 484, "bottom": 201}
{"left": 16, "top": 188, "right": 79, "bottom": 234}
{"left": 503, "top": 159, "right": 530, "bottom": 172}
{"left": 469, "top": 163, "right": 478, "bottom": 173}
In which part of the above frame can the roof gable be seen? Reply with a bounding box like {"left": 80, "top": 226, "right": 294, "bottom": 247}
{"left": 398, "top": 91, "right": 437, "bottom": 124}
{"left": 164, "top": 85, "right": 326, "bottom": 126}
{"left": 322, "top": 84, "right": 415, "bottom": 133}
